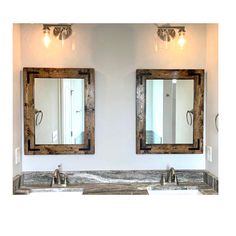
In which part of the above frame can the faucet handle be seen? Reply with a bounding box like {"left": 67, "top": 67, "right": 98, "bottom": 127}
{"left": 160, "top": 174, "right": 166, "bottom": 185}
{"left": 60, "top": 173, "right": 67, "bottom": 186}
{"left": 166, "top": 171, "right": 171, "bottom": 183}
{"left": 175, "top": 175, "right": 179, "bottom": 185}
{"left": 64, "top": 175, "right": 67, "bottom": 185}
{"left": 51, "top": 176, "right": 55, "bottom": 185}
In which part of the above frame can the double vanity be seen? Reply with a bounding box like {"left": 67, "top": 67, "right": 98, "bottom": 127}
{"left": 13, "top": 169, "right": 218, "bottom": 195}
{"left": 15, "top": 68, "right": 218, "bottom": 196}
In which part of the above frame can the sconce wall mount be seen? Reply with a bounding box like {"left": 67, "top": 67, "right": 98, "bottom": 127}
{"left": 42, "top": 24, "right": 72, "bottom": 47}
{"left": 155, "top": 24, "right": 186, "bottom": 48}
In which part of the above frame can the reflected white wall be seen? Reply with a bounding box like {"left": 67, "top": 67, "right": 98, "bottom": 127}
{"left": 153, "top": 80, "right": 163, "bottom": 142}
{"left": 35, "top": 79, "right": 60, "bottom": 144}
{"left": 176, "top": 80, "right": 194, "bottom": 143}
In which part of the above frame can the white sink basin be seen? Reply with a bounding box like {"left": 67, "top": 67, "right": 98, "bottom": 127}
{"left": 30, "top": 187, "right": 83, "bottom": 194}
{"left": 147, "top": 188, "right": 202, "bottom": 195}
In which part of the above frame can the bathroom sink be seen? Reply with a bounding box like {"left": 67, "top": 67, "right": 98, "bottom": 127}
{"left": 147, "top": 187, "right": 202, "bottom": 195}
{"left": 30, "top": 187, "right": 84, "bottom": 194}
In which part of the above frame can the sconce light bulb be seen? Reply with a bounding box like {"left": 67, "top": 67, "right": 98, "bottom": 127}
{"left": 178, "top": 30, "right": 186, "bottom": 49}
{"left": 43, "top": 28, "right": 51, "bottom": 48}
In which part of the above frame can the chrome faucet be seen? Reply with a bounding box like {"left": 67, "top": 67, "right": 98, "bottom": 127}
{"left": 160, "top": 167, "right": 179, "bottom": 185}
{"left": 51, "top": 165, "right": 67, "bottom": 187}
{"left": 167, "top": 167, "right": 176, "bottom": 182}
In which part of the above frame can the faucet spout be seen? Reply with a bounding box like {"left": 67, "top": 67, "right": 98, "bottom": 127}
{"left": 53, "top": 168, "right": 61, "bottom": 185}
{"left": 166, "top": 167, "right": 178, "bottom": 184}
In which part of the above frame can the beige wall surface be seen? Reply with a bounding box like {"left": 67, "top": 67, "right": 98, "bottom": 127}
{"left": 13, "top": 24, "right": 22, "bottom": 176}
{"left": 206, "top": 24, "right": 218, "bottom": 176}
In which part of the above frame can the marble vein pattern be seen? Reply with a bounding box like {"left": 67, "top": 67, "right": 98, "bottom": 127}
{"left": 22, "top": 170, "right": 204, "bottom": 186}
{"left": 203, "top": 171, "right": 218, "bottom": 192}
{"left": 14, "top": 170, "right": 218, "bottom": 195}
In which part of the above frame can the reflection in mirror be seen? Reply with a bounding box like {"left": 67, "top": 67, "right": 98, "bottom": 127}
{"left": 24, "top": 67, "right": 95, "bottom": 155}
{"left": 136, "top": 69, "right": 204, "bottom": 154}
{"left": 146, "top": 79, "right": 194, "bottom": 144}
{"left": 35, "top": 78, "right": 84, "bottom": 145}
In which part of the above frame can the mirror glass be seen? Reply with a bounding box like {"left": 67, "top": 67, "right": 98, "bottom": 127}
{"left": 34, "top": 78, "right": 84, "bottom": 145}
{"left": 146, "top": 79, "right": 194, "bottom": 144}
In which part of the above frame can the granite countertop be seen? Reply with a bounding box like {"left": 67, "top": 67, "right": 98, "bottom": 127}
{"left": 15, "top": 182, "right": 216, "bottom": 195}
{"left": 14, "top": 170, "right": 218, "bottom": 195}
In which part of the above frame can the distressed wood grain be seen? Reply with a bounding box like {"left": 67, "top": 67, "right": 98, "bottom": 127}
{"left": 136, "top": 69, "right": 204, "bottom": 154}
{"left": 23, "top": 68, "right": 95, "bottom": 155}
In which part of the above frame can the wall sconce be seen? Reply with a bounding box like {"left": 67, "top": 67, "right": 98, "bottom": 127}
{"left": 155, "top": 24, "right": 187, "bottom": 49}
{"left": 42, "top": 24, "right": 72, "bottom": 48}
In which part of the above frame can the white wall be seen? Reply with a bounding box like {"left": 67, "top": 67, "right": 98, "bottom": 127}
{"left": 206, "top": 24, "right": 218, "bottom": 176}
{"left": 13, "top": 24, "right": 22, "bottom": 176}
{"left": 18, "top": 23, "right": 207, "bottom": 171}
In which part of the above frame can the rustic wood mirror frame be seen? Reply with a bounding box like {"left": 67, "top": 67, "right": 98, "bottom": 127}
{"left": 136, "top": 69, "right": 204, "bottom": 154}
{"left": 23, "top": 67, "right": 95, "bottom": 155}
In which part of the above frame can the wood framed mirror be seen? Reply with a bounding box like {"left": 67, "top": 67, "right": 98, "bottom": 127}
{"left": 24, "top": 68, "right": 95, "bottom": 155}
{"left": 136, "top": 69, "right": 204, "bottom": 154}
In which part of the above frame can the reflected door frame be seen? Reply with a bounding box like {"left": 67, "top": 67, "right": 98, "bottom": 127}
{"left": 136, "top": 69, "right": 204, "bottom": 154}
{"left": 61, "top": 79, "right": 84, "bottom": 144}
{"left": 23, "top": 67, "right": 95, "bottom": 155}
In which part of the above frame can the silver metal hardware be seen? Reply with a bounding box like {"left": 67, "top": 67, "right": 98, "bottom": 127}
{"left": 186, "top": 109, "right": 194, "bottom": 126}
{"left": 51, "top": 165, "right": 68, "bottom": 187}
{"left": 160, "top": 167, "right": 179, "bottom": 186}
{"left": 160, "top": 174, "right": 166, "bottom": 185}
{"left": 155, "top": 24, "right": 186, "bottom": 42}
{"left": 215, "top": 113, "right": 219, "bottom": 132}
{"left": 35, "top": 108, "right": 43, "bottom": 126}
{"left": 43, "top": 24, "right": 72, "bottom": 41}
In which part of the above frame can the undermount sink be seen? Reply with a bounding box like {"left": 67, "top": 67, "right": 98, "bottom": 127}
{"left": 147, "top": 187, "right": 202, "bottom": 195}
{"left": 30, "top": 187, "right": 84, "bottom": 194}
